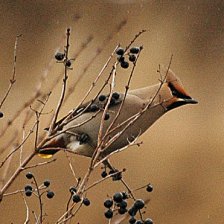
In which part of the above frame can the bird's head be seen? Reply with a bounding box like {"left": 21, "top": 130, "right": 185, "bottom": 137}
{"left": 159, "top": 68, "right": 198, "bottom": 111}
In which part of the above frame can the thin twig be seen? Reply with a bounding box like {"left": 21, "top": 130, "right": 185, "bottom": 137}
{"left": 21, "top": 192, "right": 30, "bottom": 224}
{"left": 0, "top": 34, "right": 22, "bottom": 109}
{"left": 49, "top": 28, "right": 71, "bottom": 134}
{"left": 32, "top": 175, "right": 43, "bottom": 224}
{"left": 65, "top": 152, "right": 79, "bottom": 183}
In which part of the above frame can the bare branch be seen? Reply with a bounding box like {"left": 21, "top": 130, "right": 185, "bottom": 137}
{"left": 49, "top": 28, "right": 71, "bottom": 134}
{"left": 0, "top": 34, "right": 22, "bottom": 110}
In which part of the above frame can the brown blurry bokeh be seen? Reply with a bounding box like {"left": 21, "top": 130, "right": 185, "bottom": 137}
{"left": 1, "top": 0, "right": 224, "bottom": 223}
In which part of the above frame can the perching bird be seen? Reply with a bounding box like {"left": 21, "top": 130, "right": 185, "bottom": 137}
{"left": 38, "top": 68, "right": 197, "bottom": 159}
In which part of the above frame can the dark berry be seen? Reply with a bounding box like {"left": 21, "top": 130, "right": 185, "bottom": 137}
{"left": 129, "top": 217, "right": 136, "bottom": 224}
{"left": 144, "top": 218, "right": 153, "bottom": 224}
{"left": 117, "top": 56, "right": 125, "bottom": 63}
{"left": 120, "top": 61, "right": 129, "bottom": 69}
{"left": 104, "top": 113, "right": 110, "bottom": 120}
{"left": 135, "top": 220, "right": 143, "bottom": 224}
{"left": 146, "top": 184, "right": 153, "bottom": 192}
{"left": 47, "top": 191, "right": 55, "bottom": 199}
{"left": 43, "top": 180, "right": 50, "bottom": 187}
{"left": 69, "top": 186, "right": 77, "bottom": 194}
{"left": 129, "top": 54, "right": 136, "bottom": 62}
{"left": 24, "top": 185, "right": 32, "bottom": 191}
{"left": 116, "top": 47, "right": 125, "bottom": 56}
{"left": 104, "top": 199, "right": 113, "bottom": 208}
{"left": 122, "top": 192, "right": 128, "bottom": 199}
{"left": 99, "top": 95, "right": 106, "bottom": 101}
{"left": 109, "top": 170, "right": 115, "bottom": 175}
{"left": 25, "top": 189, "right": 32, "bottom": 197}
{"left": 109, "top": 97, "right": 116, "bottom": 106}
{"left": 104, "top": 209, "right": 113, "bottom": 219}
{"left": 101, "top": 171, "right": 107, "bottom": 178}
{"left": 118, "top": 207, "right": 127, "bottom": 214}
{"left": 113, "top": 192, "right": 123, "bottom": 203}
{"left": 0, "top": 111, "right": 3, "bottom": 118}
{"left": 55, "top": 52, "right": 65, "bottom": 61}
{"left": 112, "top": 92, "right": 120, "bottom": 100}
{"left": 83, "top": 198, "right": 90, "bottom": 206}
{"left": 112, "top": 171, "right": 122, "bottom": 181}
{"left": 26, "top": 172, "right": 33, "bottom": 179}
{"left": 66, "top": 60, "right": 72, "bottom": 67}
{"left": 72, "top": 194, "right": 81, "bottom": 203}
{"left": 128, "top": 207, "right": 137, "bottom": 216}
{"left": 130, "top": 47, "right": 140, "bottom": 54}
{"left": 90, "top": 104, "right": 99, "bottom": 112}
{"left": 119, "top": 200, "right": 127, "bottom": 208}
{"left": 134, "top": 199, "right": 145, "bottom": 210}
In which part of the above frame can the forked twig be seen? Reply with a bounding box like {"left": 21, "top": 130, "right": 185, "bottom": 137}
{"left": 0, "top": 34, "right": 22, "bottom": 109}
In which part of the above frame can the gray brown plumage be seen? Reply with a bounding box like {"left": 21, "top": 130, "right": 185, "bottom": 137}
{"left": 38, "top": 68, "right": 197, "bottom": 158}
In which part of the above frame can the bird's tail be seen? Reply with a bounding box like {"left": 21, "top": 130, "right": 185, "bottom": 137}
{"left": 37, "top": 135, "right": 66, "bottom": 158}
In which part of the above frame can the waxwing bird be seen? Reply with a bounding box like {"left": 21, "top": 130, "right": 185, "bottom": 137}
{"left": 38, "top": 68, "right": 197, "bottom": 158}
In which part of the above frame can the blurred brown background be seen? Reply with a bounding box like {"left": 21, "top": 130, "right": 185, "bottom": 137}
{"left": 0, "top": 0, "right": 224, "bottom": 223}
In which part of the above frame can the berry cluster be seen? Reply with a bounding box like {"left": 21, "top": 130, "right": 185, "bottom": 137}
{"left": 116, "top": 46, "right": 142, "bottom": 69}
{"left": 55, "top": 52, "right": 72, "bottom": 68}
{"left": 69, "top": 186, "right": 91, "bottom": 206}
{"left": 101, "top": 167, "right": 123, "bottom": 181}
{"left": 104, "top": 187, "right": 153, "bottom": 224}
{"left": 24, "top": 172, "right": 54, "bottom": 199}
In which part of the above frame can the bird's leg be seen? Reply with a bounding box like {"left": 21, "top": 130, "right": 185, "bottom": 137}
{"left": 103, "top": 159, "right": 122, "bottom": 181}
{"left": 76, "top": 133, "right": 89, "bottom": 145}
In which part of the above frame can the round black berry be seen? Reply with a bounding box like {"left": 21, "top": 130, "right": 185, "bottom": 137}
{"left": 24, "top": 185, "right": 32, "bottom": 191}
{"left": 43, "top": 180, "right": 50, "bottom": 187}
{"left": 47, "top": 191, "right": 54, "bottom": 199}
{"left": 25, "top": 189, "right": 32, "bottom": 197}
{"left": 129, "top": 217, "right": 136, "bottom": 224}
{"left": 90, "top": 104, "right": 99, "bottom": 112}
{"left": 0, "top": 111, "right": 3, "bottom": 118}
{"left": 146, "top": 184, "right": 153, "bottom": 192}
{"left": 128, "top": 207, "right": 137, "bottom": 216}
{"left": 120, "top": 61, "right": 129, "bottom": 69}
{"left": 66, "top": 60, "right": 72, "bottom": 67}
{"left": 135, "top": 220, "right": 143, "bottom": 224}
{"left": 118, "top": 207, "right": 127, "bottom": 214}
{"left": 117, "top": 56, "right": 125, "bottom": 63}
{"left": 129, "top": 54, "right": 136, "bottom": 62}
{"left": 122, "top": 192, "right": 128, "bottom": 199}
{"left": 72, "top": 194, "right": 81, "bottom": 203}
{"left": 104, "top": 199, "right": 113, "bottom": 208}
{"left": 101, "top": 171, "right": 107, "bottom": 178}
{"left": 113, "top": 192, "right": 123, "bottom": 203}
{"left": 83, "top": 198, "right": 90, "bottom": 206}
{"left": 116, "top": 47, "right": 125, "bottom": 56}
{"left": 119, "top": 200, "right": 127, "bottom": 208}
{"left": 55, "top": 52, "right": 65, "bottom": 61}
{"left": 104, "top": 209, "right": 113, "bottom": 219}
{"left": 104, "top": 113, "right": 110, "bottom": 120}
{"left": 130, "top": 47, "right": 140, "bottom": 54}
{"left": 112, "top": 92, "right": 120, "bottom": 100}
{"left": 134, "top": 199, "right": 145, "bottom": 210}
{"left": 109, "top": 97, "right": 116, "bottom": 106}
{"left": 144, "top": 218, "right": 153, "bottom": 224}
{"left": 26, "top": 172, "right": 33, "bottom": 179}
{"left": 69, "top": 186, "right": 77, "bottom": 194}
{"left": 99, "top": 95, "right": 106, "bottom": 101}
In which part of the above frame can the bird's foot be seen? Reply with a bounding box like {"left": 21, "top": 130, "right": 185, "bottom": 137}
{"left": 76, "top": 133, "right": 89, "bottom": 145}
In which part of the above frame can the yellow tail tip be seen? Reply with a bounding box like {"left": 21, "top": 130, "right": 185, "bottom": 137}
{"left": 38, "top": 153, "right": 53, "bottom": 159}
